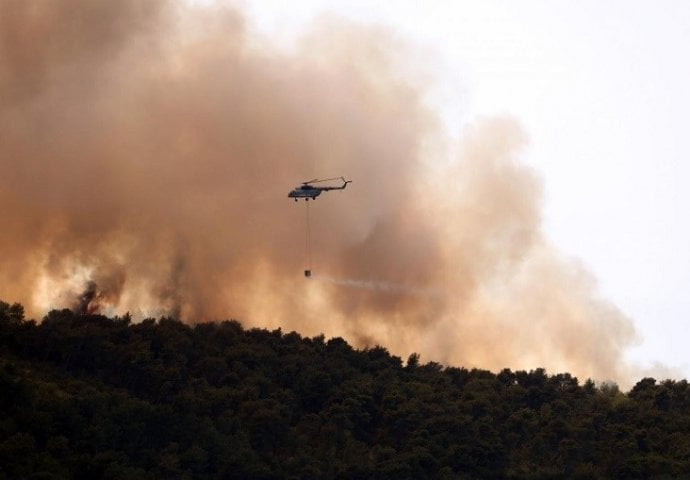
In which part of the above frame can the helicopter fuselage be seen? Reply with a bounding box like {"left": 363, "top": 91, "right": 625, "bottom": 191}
{"left": 288, "top": 186, "right": 324, "bottom": 200}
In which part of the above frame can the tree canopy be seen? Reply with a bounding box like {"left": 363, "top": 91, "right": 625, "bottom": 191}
{"left": 1, "top": 301, "right": 689, "bottom": 479}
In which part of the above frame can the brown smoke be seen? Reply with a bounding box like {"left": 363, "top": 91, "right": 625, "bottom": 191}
{"left": 0, "top": 1, "right": 639, "bottom": 384}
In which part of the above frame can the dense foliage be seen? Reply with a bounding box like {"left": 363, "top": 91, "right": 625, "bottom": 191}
{"left": 1, "top": 300, "right": 690, "bottom": 479}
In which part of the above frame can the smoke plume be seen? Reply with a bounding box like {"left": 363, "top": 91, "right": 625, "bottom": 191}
{"left": 0, "top": 1, "right": 640, "bottom": 384}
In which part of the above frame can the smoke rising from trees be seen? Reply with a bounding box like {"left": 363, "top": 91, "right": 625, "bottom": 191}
{"left": 0, "top": 0, "right": 641, "bottom": 384}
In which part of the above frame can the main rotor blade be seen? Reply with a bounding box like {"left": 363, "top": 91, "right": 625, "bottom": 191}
{"left": 308, "top": 177, "right": 347, "bottom": 184}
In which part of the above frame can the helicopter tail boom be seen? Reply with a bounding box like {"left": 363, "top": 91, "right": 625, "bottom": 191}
{"left": 320, "top": 177, "right": 352, "bottom": 191}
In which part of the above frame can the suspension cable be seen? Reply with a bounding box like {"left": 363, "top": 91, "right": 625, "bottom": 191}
{"left": 305, "top": 200, "right": 312, "bottom": 274}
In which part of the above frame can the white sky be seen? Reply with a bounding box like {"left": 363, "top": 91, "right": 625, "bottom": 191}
{"left": 238, "top": 1, "right": 690, "bottom": 377}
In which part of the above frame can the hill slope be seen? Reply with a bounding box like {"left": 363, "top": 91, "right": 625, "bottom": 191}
{"left": 1, "top": 301, "right": 690, "bottom": 479}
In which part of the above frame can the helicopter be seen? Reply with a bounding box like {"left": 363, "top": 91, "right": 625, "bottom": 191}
{"left": 288, "top": 177, "right": 352, "bottom": 201}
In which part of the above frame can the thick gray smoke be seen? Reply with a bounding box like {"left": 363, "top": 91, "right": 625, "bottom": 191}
{"left": 0, "top": 0, "right": 641, "bottom": 384}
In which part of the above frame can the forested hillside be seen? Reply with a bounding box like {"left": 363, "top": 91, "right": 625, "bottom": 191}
{"left": 1, "top": 300, "right": 690, "bottom": 479}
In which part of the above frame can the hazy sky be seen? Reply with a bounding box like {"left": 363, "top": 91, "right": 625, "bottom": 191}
{"left": 242, "top": 1, "right": 690, "bottom": 376}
